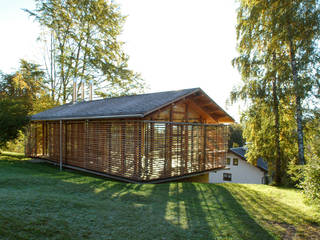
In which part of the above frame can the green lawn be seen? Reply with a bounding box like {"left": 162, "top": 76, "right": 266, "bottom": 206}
{"left": 0, "top": 152, "right": 319, "bottom": 240}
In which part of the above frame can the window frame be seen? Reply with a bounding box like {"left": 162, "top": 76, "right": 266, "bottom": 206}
{"left": 233, "top": 158, "right": 239, "bottom": 166}
{"left": 223, "top": 173, "right": 232, "bottom": 181}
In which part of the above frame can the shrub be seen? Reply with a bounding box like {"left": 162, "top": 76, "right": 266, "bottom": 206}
{"left": 300, "top": 154, "right": 320, "bottom": 205}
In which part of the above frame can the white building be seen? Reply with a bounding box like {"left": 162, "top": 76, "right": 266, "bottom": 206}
{"left": 209, "top": 147, "right": 268, "bottom": 184}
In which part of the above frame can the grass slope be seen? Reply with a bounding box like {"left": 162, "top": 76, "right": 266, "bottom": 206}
{"left": 0, "top": 152, "right": 319, "bottom": 240}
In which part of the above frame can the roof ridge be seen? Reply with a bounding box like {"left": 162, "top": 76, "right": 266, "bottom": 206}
{"left": 68, "top": 87, "right": 201, "bottom": 105}
{"left": 30, "top": 87, "right": 205, "bottom": 121}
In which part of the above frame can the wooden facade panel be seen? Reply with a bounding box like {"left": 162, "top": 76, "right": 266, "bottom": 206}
{"left": 150, "top": 101, "right": 204, "bottom": 123}
{"left": 26, "top": 120, "right": 229, "bottom": 182}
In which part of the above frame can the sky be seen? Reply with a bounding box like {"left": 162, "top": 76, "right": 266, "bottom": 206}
{"left": 0, "top": 0, "right": 242, "bottom": 122}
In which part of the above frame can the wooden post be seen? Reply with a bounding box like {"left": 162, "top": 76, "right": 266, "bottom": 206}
{"left": 121, "top": 122, "right": 126, "bottom": 174}
{"left": 65, "top": 122, "right": 68, "bottom": 164}
{"left": 191, "top": 125, "right": 194, "bottom": 170}
{"left": 184, "top": 104, "right": 189, "bottom": 173}
{"left": 42, "top": 122, "right": 45, "bottom": 156}
{"left": 85, "top": 120, "right": 89, "bottom": 169}
{"left": 59, "top": 120, "right": 62, "bottom": 171}
{"left": 144, "top": 122, "right": 149, "bottom": 180}
{"left": 203, "top": 125, "right": 207, "bottom": 171}
{"left": 179, "top": 125, "right": 184, "bottom": 175}
{"left": 133, "top": 122, "right": 138, "bottom": 177}
{"left": 168, "top": 105, "right": 173, "bottom": 175}
{"left": 106, "top": 122, "right": 112, "bottom": 173}
{"left": 34, "top": 123, "right": 37, "bottom": 156}
{"left": 138, "top": 122, "right": 142, "bottom": 179}
{"left": 164, "top": 123, "right": 168, "bottom": 175}
{"left": 102, "top": 122, "right": 107, "bottom": 172}
{"left": 198, "top": 126, "right": 201, "bottom": 171}
{"left": 149, "top": 122, "right": 154, "bottom": 177}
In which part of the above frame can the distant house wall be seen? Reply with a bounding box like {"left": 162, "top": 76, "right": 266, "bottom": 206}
{"left": 209, "top": 153, "right": 265, "bottom": 184}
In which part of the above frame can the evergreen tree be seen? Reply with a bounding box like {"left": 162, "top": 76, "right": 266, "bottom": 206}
{"left": 228, "top": 124, "right": 245, "bottom": 148}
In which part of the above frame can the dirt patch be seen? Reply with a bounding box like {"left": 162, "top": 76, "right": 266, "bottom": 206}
{"left": 28, "top": 158, "right": 47, "bottom": 163}
{"left": 266, "top": 220, "right": 320, "bottom": 240}
{"left": 277, "top": 222, "right": 296, "bottom": 240}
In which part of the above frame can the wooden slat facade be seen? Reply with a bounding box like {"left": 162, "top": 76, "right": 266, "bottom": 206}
{"left": 26, "top": 120, "right": 229, "bottom": 182}
{"left": 26, "top": 92, "right": 232, "bottom": 182}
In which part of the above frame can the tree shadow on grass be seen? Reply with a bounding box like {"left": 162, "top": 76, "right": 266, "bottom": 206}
{"left": 224, "top": 184, "right": 320, "bottom": 239}
{"left": 113, "top": 182, "right": 275, "bottom": 239}
{"left": 0, "top": 155, "right": 276, "bottom": 239}
{"left": 184, "top": 183, "right": 274, "bottom": 240}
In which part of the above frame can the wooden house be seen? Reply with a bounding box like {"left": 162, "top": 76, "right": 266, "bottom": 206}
{"left": 26, "top": 88, "right": 234, "bottom": 183}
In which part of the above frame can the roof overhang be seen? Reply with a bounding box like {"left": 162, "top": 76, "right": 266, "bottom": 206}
{"left": 144, "top": 88, "right": 235, "bottom": 124}
{"left": 31, "top": 114, "right": 144, "bottom": 121}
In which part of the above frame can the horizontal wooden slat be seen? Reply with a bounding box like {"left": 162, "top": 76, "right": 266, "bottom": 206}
{"left": 26, "top": 120, "right": 229, "bottom": 182}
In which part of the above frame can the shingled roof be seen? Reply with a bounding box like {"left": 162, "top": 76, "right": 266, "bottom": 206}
{"left": 229, "top": 147, "right": 268, "bottom": 172}
{"left": 31, "top": 88, "right": 234, "bottom": 121}
{"left": 32, "top": 87, "right": 234, "bottom": 121}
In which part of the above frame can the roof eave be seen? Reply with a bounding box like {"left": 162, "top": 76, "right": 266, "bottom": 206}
{"left": 198, "top": 88, "right": 235, "bottom": 123}
{"left": 228, "top": 149, "right": 246, "bottom": 161}
{"left": 30, "top": 113, "right": 144, "bottom": 121}
{"left": 142, "top": 88, "right": 201, "bottom": 117}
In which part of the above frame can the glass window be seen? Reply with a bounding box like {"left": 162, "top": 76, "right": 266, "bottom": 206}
{"left": 226, "top": 158, "right": 231, "bottom": 165}
{"left": 233, "top": 158, "right": 239, "bottom": 166}
{"left": 223, "top": 173, "right": 232, "bottom": 181}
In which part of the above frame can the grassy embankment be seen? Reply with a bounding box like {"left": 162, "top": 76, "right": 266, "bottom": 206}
{"left": 0, "top": 152, "right": 319, "bottom": 239}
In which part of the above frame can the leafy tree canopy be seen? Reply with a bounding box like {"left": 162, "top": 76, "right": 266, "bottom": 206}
{"left": 231, "top": 0, "right": 320, "bottom": 185}
{"left": 25, "top": 0, "right": 146, "bottom": 103}
{"left": 228, "top": 124, "right": 245, "bottom": 148}
{"left": 0, "top": 60, "right": 56, "bottom": 149}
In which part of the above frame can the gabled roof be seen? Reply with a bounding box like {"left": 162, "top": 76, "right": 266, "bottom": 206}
{"left": 229, "top": 147, "right": 268, "bottom": 172}
{"left": 31, "top": 88, "right": 234, "bottom": 122}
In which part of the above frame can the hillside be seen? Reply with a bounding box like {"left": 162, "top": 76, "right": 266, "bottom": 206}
{"left": 0, "top": 152, "right": 319, "bottom": 240}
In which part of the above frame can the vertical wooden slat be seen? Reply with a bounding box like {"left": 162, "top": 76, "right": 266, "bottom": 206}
{"left": 144, "top": 122, "right": 149, "bottom": 179}
{"left": 203, "top": 125, "right": 207, "bottom": 171}
{"left": 107, "top": 122, "right": 112, "bottom": 173}
{"left": 64, "top": 122, "right": 67, "bottom": 165}
{"left": 42, "top": 122, "right": 45, "bottom": 156}
{"left": 85, "top": 120, "right": 89, "bottom": 169}
{"left": 138, "top": 122, "right": 142, "bottom": 179}
{"left": 34, "top": 124, "right": 37, "bottom": 156}
{"left": 180, "top": 125, "right": 184, "bottom": 175}
{"left": 133, "top": 122, "right": 138, "bottom": 177}
{"left": 59, "top": 120, "right": 62, "bottom": 171}
{"left": 191, "top": 125, "right": 194, "bottom": 171}
{"left": 28, "top": 119, "right": 229, "bottom": 182}
{"left": 168, "top": 106, "right": 173, "bottom": 175}
{"left": 149, "top": 122, "right": 154, "bottom": 177}
{"left": 121, "top": 122, "right": 126, "bottom": 174}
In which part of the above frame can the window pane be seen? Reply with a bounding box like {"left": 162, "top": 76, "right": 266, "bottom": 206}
{"left": 223, "top": 173, "right": 232, "bottom": 181}
{"left": 233, "top": 158, "right": 238, "bottom": 166}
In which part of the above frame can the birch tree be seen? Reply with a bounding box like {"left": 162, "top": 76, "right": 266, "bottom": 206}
{"left": 231, "top": 0, "right": 320, "bottom": 184}
{"left": 25, "top": 0, "right": 145, "bottom": 103}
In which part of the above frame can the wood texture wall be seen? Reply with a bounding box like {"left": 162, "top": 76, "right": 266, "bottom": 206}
{"left": 26, "top": 120, "right": 229, "bottom": 182}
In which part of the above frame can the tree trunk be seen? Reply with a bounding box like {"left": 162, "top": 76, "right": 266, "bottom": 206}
{"left": 289, "top": 41, "right": 305, "bottom": 165}
{"left": 272, "top": 60, "right": 282, "bottom": 185}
